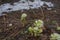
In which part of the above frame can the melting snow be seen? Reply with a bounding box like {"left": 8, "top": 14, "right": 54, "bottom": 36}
{"left": 0, "top": 0, "right": 54, "bottom": 16}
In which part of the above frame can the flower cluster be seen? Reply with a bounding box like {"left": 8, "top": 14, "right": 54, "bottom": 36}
{"left": 28, "top": 19, "right": 44, "bottom": 36}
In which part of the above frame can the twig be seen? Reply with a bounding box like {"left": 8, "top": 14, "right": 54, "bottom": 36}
{"left": 38, "top": 0, "right": 44, "bottom": 20}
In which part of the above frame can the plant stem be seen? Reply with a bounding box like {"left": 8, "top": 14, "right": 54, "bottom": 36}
{"left": 38, "top": 0, "right": 44, "bottom": 20}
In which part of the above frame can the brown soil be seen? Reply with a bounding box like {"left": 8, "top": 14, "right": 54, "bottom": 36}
{"left": 0, "top": 0, "right": 60, "bottom": 40}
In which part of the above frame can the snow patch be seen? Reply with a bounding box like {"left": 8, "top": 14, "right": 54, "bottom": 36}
{"left": 0, "top": 0, "right": 54, "bottom": 16}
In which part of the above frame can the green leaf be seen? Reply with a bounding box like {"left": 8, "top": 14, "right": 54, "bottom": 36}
{"left": 50, "top": 33, "right": 60, "bottom": 40}
{"left": 21, "top": 13, "right": 27, "bottom": 21}
{"left": 57, "top": 27, "right": 60, "bottom": 30}
{"left": 34, "top": 20, "right": 43, "bottom": 27}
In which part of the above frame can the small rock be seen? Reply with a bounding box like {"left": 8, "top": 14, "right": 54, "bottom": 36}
{"left": 53, "top": 10, "right": 57, "bottom": 12}
{"left": 47, "top": 8, "right": 52, "bottom": 10}
{"left": 9, "top": 23, "right": 12, "bottom": 26}
{"left": 2, "top": 13, "right": 7, "bottom": 16}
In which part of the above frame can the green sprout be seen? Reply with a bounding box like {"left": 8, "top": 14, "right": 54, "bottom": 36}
{"left": 50, "top": 33, "right": 60, "bottom": 40}
{"left": 28, "top": 27, "right": 34, "bottom": 36}
{"left": 21, "top": 13, "right": 27, "bottom": 26}
{"left": 21, "top": 13, "right": 27, "bottom": 21}
{"left": 34, "top": 20, "right": 44, "bottom": 28}
{"left": 57, "top": 27, "right": 60, "bottom": 30}
{"left": 28, "top": 26, "right": 43, "bottom": 36}
{"left": 27, "top": 19, "right": 43, "bottom": 36}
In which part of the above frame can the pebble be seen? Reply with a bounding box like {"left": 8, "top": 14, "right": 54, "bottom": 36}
{"left": 9, "top": 23, "right": 12, "bottom": 26}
